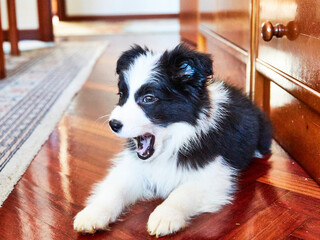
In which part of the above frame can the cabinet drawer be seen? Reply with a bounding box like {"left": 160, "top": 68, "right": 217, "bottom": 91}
{"left": 258, "top": 0, "right": 320, "bottom": 94}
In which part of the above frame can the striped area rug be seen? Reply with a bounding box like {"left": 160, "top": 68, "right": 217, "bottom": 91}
{"left": 0, "top": 41, "right": 107, "bottom": 206}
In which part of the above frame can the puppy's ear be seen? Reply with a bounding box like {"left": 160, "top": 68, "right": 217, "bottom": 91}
{"left": 160, "top": 44, "right": 213, "bottom": 86}
{"left": 116, "top": 45, "right": 149, "bottom": 74}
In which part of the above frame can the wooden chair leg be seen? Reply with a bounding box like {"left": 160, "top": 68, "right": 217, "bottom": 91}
{"left": 37, "top": 0, "right": 54, "bottom": 42}
{"left": 0, "top": 3, "right": 6, "bottom": 79}
{"left": 7, "top": 0, "right": 20, "bottom": 56}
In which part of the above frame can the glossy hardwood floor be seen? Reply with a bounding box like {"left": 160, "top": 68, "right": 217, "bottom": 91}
{"left": 1, "top": 33, "right": 320, "bottom": 240}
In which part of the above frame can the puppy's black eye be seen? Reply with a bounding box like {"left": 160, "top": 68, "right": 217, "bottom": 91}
{"left": 142, "top": 95, "right": 158, "bottom": 104}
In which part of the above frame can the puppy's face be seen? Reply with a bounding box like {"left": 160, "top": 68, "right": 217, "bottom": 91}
{"left": 109, "top": 44, "right": 212, "bottom": 160}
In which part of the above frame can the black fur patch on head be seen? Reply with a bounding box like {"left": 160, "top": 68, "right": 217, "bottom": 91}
{"left": 134, "top": 44, "right": 213, "bottom": 126}
{"left": 116, "top": 45, "right": 150, "bottom": 106}
{"left": 116, "top": 45, "right": 150, "bottom": 74}
{"left": 117, "top": 75, "right": 129, "bottom": 106}
{"left": 160, "top": 43, "right": 213, "bottom": 88}
{"left": 135, "top": 81, "right": 202, "bottom": 126}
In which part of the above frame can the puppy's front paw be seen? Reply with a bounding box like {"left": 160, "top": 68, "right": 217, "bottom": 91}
{"left": 147, "top": 205, "right": 186, "bottom": 237}
{"left": 73, "top": 205, "right": 111, "bottom": 234}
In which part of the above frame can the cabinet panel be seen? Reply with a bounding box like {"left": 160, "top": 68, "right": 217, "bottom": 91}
{"left": 199, "top": 0, "right": 250, "bottom": 51}
{"left": 201, "top": 29, "right": 248, "bottom": 91}
{"left": 270, "top": 82, "right": 320, "bottom": 184}
{"left": 209, "top": 43, "right": 247, "bottom": 90}
{"left": 258, "top": 0, "right": 320, "bottom": 92}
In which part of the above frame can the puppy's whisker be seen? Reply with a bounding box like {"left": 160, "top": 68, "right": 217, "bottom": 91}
{"left": 96, "top": 114, "right": 111, "bottom": 123}
{"left": 102, "top": 119, "right": 111, "bottom": 128}
{"left": 95, "top": 115, "right": 112, "bottom": 132}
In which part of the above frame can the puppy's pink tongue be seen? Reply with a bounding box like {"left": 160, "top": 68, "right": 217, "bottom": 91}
{"left": 137, "top": 135, "right": 152, "bottom": 156}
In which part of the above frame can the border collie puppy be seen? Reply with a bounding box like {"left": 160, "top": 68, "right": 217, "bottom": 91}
{"left": 74, "top": 44, "right": 272, "bottom": 237}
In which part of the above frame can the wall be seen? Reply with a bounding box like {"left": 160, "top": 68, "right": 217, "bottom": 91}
{"left": 65, "top": 0, "right": 179, "bottom": 16}
{"left": 199, "top": 0, "right": 248, "bottom": 13}
{"left": 1, "top": 0, "right": 39, "bottom": 30}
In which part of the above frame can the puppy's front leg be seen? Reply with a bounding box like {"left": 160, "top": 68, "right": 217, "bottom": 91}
{"left": 147, "top": 160, "right": 234, "bottom": 237}
{"left": 74, "top": 159, "right": 143, "bottom": 234}
{"left": 147, "top": 183, "right": 201, "bottom": 237}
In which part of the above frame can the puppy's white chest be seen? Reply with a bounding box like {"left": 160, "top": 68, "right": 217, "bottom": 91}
{"left": 141, "top": 157, "right": 186, "bottom": 198}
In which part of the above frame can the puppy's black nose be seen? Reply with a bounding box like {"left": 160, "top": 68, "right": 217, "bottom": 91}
{"left": 109, "top": 119, "right": 123, "bottom": 133}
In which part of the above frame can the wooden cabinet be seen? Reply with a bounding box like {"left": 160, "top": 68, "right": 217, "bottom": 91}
{"left": 198, "top": 0, "right": 251, "bottom": 91}
{"left": 257, "top": 0, "right": 320, "bottom": 184}
{"left": 187, "top": 0, "right": 320, "bottom": 184}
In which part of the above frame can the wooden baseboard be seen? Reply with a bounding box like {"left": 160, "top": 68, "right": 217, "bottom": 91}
{"left": 3, "top": 29, "right": 40, "bottom": 41}
{"left": 60, "top": 13, "right": 179, "bottom": 21}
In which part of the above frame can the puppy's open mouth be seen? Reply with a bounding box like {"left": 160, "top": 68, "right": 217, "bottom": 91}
{"left": 134, "top": 133, "right": 155, "bottom": 160}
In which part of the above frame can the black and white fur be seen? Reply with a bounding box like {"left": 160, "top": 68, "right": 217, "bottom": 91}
{"left": 74, "top": 44, "right": 272, "bottom": 237}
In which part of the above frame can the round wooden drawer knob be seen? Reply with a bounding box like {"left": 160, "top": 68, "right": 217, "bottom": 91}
{"left": 261, "top": 21, "right": 299, "bottom": 41}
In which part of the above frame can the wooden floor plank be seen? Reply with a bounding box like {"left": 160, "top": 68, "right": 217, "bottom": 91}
{"left": 1, "top": 180, "right": 81, "bottom": 239}
{"left": 220, "top": 204, "right": 308, "bottom": 240}
{"left": 275, "top": 191, "right": 320, "bottom": 219}
{"left": 0, "top": 205, "right": 72, "bottom": 240}
{"left": 289, "top": 218, "right": 320, "bottom": 240}
{"left": 258, "top": 169, "right": 320, "bottom": 199}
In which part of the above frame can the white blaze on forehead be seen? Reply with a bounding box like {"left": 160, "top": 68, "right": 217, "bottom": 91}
{"left": 124, "top": 52, "right": 161, "bottom": 95}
